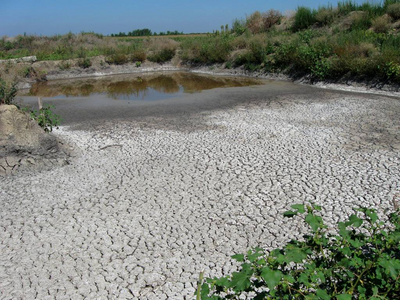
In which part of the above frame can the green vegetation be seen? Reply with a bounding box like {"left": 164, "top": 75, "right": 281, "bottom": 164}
{"left": 1, "top": 0, "right": 400, "bottom": 84}
{"left": 0, "top": 79, "right": 17, "bottom": 105}
{"left": 110, "top": 28, "right": 184, "bottom": 37}
{"left": 0, "top": 80, "right": 60, "bottom": 132}
{"left": 198, "top": 202, "right": 400, "bottom": 299}
{"left": 29, "top": 105, "right": 61, "bottom": 132}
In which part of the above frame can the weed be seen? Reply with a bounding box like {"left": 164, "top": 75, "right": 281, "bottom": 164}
{"left": 135, "top": 61, "right": 141, "bottom": 67}
{"left": 30, "top": 105, "right": 60, "bottom": 132}
{"left": 199, "top": 203, "right": 400, "bottom": 299}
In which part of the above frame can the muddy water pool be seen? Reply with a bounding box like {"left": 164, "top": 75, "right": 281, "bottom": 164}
{"left": 21, "top": 72, "right": 262, "bottom": 101}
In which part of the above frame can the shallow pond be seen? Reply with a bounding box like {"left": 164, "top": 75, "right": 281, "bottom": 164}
{"left": 22, "top": 72, "right": 262, "bottom": 101}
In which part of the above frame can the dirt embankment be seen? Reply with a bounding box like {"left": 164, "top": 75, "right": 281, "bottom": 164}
{"left": 0, "top": 105, "right": 70, "bottom": 175}
{"left": 6, "top": 56, "right": 400, "bottom": 96}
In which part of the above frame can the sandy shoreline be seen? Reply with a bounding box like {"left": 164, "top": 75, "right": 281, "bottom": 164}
{"left": 1, "top": 78, "right": 400, "bottom": 299}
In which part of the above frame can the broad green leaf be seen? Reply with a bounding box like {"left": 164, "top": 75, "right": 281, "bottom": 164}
{"left": 283, "top": 210, "right": 298, "bottom": 218}
{"left": 316, "top": 289, "right": 330, "bottom": 300}
{"left": 214, "top": 277, "right": 230, "bottom": 288}
{"left": 200, "top": 283, "right": 210, "bottom": 299}
{"left": 261, "top": 267, "right": 283, "bottom": 290}
{"left": 247, "top": 251, "right": 262, "bottom": 263}
{"left": 346, "top": 214, "right": 363, "bottom": 227}
{"left": 284, "top": 245, "right": 308, "bottom": 263}
{"left": 230, "top": 271, "right": 252, "bottom": 292}
{"left": 231, "top": 254, "right": 245, "bottom": 262}
{"left": 378, "top": 257, "right": 400, "bottom": 279}
{"left": 305, "top": 213, "right": 323, "bottom": 232}
{"left": 313, "top": 204, "right": 322, "bottom": 211}
{"left": 336, "top": 294, "right": 352, "bottom": 300}
{"left": 291, "top": 204, "right": 305, "bottom": 213}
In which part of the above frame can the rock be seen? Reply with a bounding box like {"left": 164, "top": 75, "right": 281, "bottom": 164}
{"left": 0, "top": 56, "right": 37, "bottom": 64}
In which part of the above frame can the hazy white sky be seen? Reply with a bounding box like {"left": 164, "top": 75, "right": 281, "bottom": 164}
{"left": 1, "top": 0, "right": 372, "bottom": 36}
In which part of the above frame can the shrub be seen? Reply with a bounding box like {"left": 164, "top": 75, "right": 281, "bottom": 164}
{"left": 180, "top": 36, "right": 233, "bottom": 64}
{"left": 106, "top": 53, "right": 129, "bottom": 65}
{"left": 262, "top": 10, "right": 282, "bottom": 29}
{"left": 146, "top": 38, "right": 178, "bottom": 63}
{"left": 292, "top": 7, "right": 317, "bottom": 32}
{"left": 0, "top": 79, "right": 17, "bottom": 105}
{"left": 77, "top": 57, "right": 92, "bottom": 69}
{"left": 372, "top": 15, "right": 392, "bottom": 33}
{"left": 131, "top": 48, "right": 146, "bottom": 62}
{"left": 198, "top": 203, "right": 400, "bottom": 299}
{"left": 232, "top": 18, "right": 246, "bottom": 35}
{"left": 59, "top": 60, "right": 71, "bottom": 70}
{"left": 246, "top": 11, "right": 265, "bottom": 34}
{"left": 315, "top": 7, "right": 337, "bottom": 26}
{"left": 148, "top": 48, "right": 175, "bottom": 63}
{"left": 349, "top": 11, "right": 372, "bottom": 31}
{"left": 387, "top": 3, "right": 400, "bottom": 20}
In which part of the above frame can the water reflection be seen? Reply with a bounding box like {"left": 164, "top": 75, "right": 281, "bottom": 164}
{"left": 25, "top": 72, "right": 261, "bottom": 101}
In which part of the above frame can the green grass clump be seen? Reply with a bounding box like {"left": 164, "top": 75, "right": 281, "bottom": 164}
{"left": 198, "top": 203, "right": 400, "bottom": 299}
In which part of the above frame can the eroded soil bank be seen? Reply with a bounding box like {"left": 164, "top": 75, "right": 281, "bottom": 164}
{"left": 1, "top": 80, "right": 400, "bottom": 299}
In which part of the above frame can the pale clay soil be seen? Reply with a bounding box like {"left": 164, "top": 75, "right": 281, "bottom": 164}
{"left": 1, "top": 70, "right": 400, "bottom": 299}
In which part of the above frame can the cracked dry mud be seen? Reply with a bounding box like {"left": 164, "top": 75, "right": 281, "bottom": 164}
{"left": 1, "top": 83, "right": 400, "bottom": 299}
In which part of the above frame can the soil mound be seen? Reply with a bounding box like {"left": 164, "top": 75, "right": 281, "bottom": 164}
{"left": 0, "top": 105, "right": 69, "bottom": 175}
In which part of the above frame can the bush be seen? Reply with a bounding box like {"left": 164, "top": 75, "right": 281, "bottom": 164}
{"left": 131, "top": 48, "right": 146, "bottom": 62}
{"left": 292, "top": 7, "right": 317, "bottom": 32}
{"left": 372, "top": 15, "right": 392, "bottom": 33}
{"left": 77, "top": 57, "right": 92, "bottom": 68}
{"left": 262, "top": 10, "right": 282, "bottom": 29}
{"left": 146, "top": 38, "right": 178, "bottom": 63}
{"left": 198, "top": 203, "right": 400, "bottom": 299}
{"left": 315, "top": 7, "right": 337, "bottom": 26}
{"left": 106, "top": 53, "right": 129, "bottom": 65}
{"left": 148, "top": 48, "right": 175, "bottom": 63}
{"left": 232, "top": 18, "right": 246, "bottom": 35}
{"left": 246, "top": 11, "right": 264, "bottom": 34}
{"left": 180, "top": 36, "right": 233, "bottom": 64}
{"left": 0, "top": 79, "right": 17, "bottom": 105}
{"left": 387, "top": 3, "right": 400, "bottom": 20}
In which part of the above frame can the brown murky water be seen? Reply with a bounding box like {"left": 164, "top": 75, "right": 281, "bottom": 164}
{"left": 22, "top": 72, "right": 262, "bottom": 101}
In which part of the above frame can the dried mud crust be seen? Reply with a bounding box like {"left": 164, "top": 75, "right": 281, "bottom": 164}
{"left": 1, "top": 88, "right": 399, "bottom": 299}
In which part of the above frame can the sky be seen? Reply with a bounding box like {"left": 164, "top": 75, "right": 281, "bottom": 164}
{"left": 1, "top": 0, "right": 373, "bottom": 37}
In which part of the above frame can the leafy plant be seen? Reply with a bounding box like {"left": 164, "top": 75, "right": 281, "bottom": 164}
{"left": 198, "top": 203, "right": 400, "bottom": 299}
{"left": 30, "top": 105, "right": 61, "bottom": 132}
{"left": 0, "top": 79, "right": 17, "bottom": 105}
